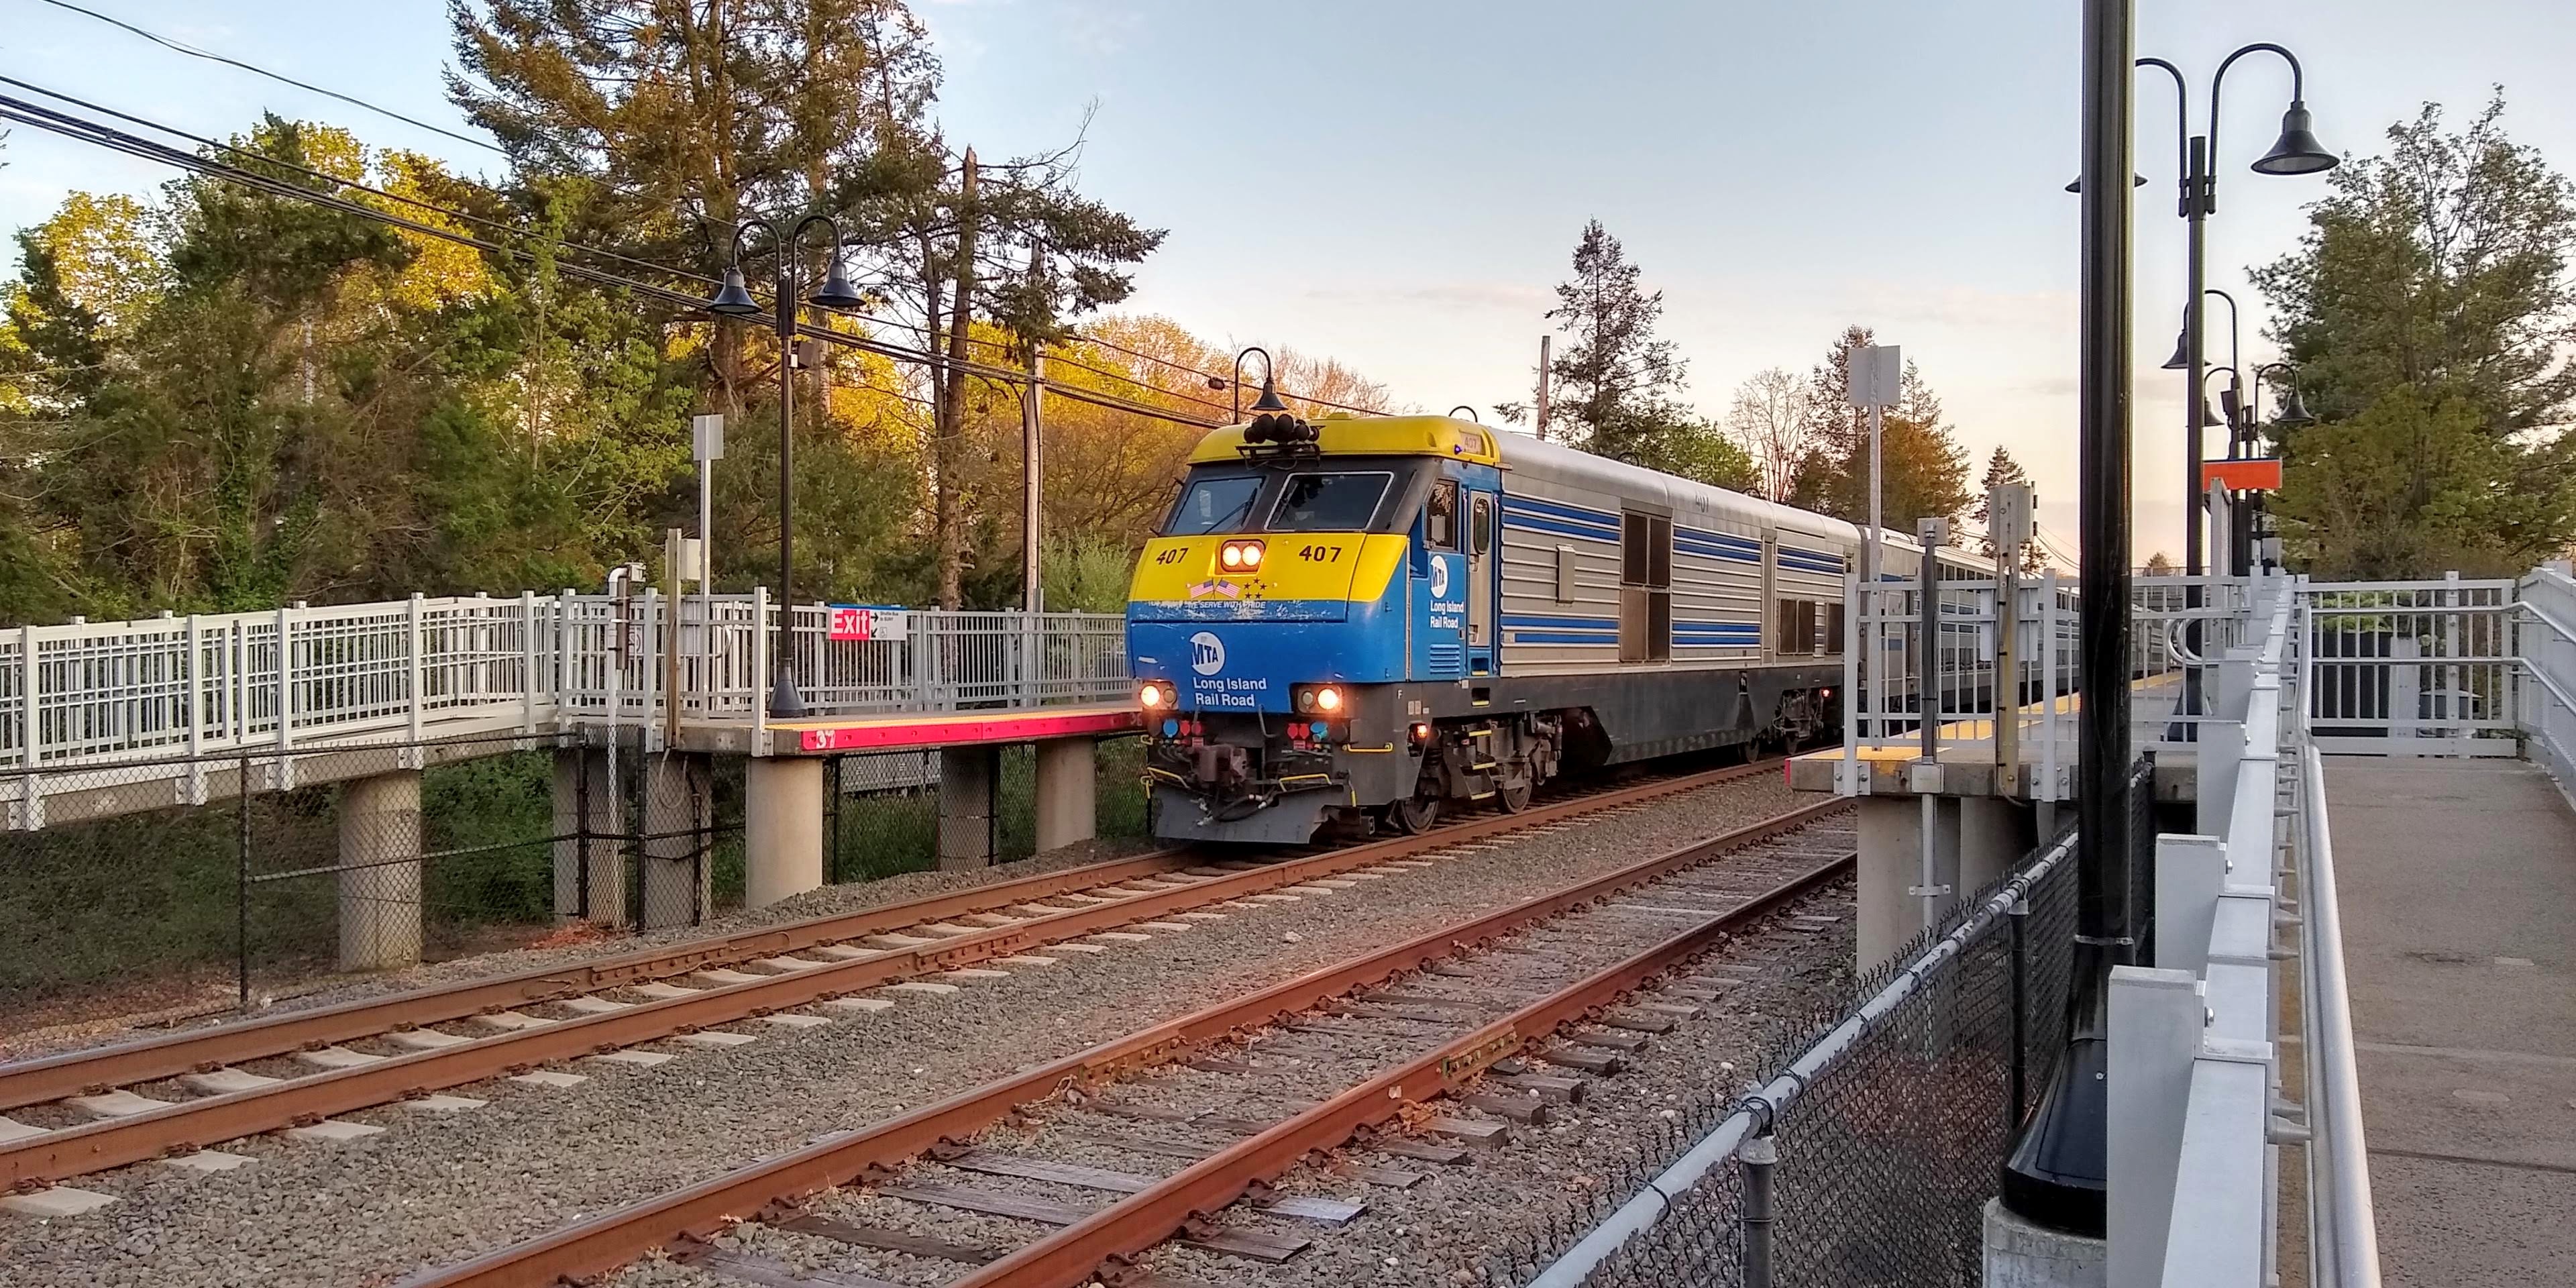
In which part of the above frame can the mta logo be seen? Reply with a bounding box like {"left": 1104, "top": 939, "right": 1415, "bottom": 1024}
{"left": 1189, "top": 631, "right": 1226, "bottom": 676}
{"left": 1428, "top": 555, "right": 1451, "bottom": 599}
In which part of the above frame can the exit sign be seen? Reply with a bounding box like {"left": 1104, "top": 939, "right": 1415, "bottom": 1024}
{"left": 826, "top": 606, "right": 909, "bottom": 642}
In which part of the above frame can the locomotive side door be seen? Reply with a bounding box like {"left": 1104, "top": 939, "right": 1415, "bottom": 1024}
{"left": 1467, "top": 490, "right": 1497, "bottom": 674}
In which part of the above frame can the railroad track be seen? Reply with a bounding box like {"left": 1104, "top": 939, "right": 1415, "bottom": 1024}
{"left": 390, "top": 800, "right": 1857, "bottom": 1288}
{"left": 0, "top": 757, "right": 1782, "bottom": 1192}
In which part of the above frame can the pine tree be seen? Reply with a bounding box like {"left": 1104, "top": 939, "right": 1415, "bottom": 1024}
{"left": 1785, "top": 326, "right": 1971, "bottom": 532}
{"left": 1972, "top": 445, "right": 2043, "bottom": 570}
{"left": 1534, "top": 219, "right": 1693, "bottom": 464}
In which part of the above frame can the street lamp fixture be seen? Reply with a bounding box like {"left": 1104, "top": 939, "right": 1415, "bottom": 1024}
{"left": 2267, "top": 363, "right": 2328, "bottom": 427}
{"left": 2253, "top": 101, "right": 2338, "bottom": 174}
{"left": 706, "top": 213, "right": 863, "bottom": 718}
{"left": 1230, "top": 346, "right": 1277, "bottom": 423}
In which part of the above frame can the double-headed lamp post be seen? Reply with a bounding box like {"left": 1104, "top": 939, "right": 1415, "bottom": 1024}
{"left": 706, "top": 215, "right": 864, "bottom": 719}
{"left": 2149, "top": 45, "right": 2338, "bottom": 583}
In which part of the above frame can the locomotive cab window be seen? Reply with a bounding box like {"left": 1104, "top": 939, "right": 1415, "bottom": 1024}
{"left": 1424, "top": 479, "right": 1460, "bottom": 549}
{"left": 1269, "top": 472, "right": 1393, "bottom": 531}
{"left": 1166, "top": 474, "right": 1261, "bottom": 535}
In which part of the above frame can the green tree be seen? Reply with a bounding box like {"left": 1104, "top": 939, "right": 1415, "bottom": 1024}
{"left": 1634, "top": 419, "right": 1760, "bottom": 492}
{"left": 1787, "top": 325, "right": 1970, "bottom": 531}
{"left": 2273, "top": 384, "right": 2567, "bottom": 578}
{"left": 2253, "top": 92, "right": 2576, "bottom": 572}
{"left": 1518, "top": 219, "right": 1694, "bottom": 464}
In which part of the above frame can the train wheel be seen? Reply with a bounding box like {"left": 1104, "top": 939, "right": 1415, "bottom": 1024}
{"left": 1498, "top": 779, "right": 1533, "bottom": 813}
{"left": 1384, "top": 794, "right": 1440, "bottom": 835}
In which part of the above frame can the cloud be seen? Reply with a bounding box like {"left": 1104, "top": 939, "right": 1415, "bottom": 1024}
{"left": 1841, "top": 282, "right": 2077, "bottom": 333}
{"left": 1301, "top": 281, "right": 1552, "bottom": 312}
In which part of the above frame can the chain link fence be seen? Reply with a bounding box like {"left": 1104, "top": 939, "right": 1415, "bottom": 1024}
{"left": 1, "top": 733, "right": 1148, "bottom": 1036}
{"left": 1505, "top": 762, "right": 2159, "bottom": 1288}
{"left": 824, "top": 737, "right": 1148, "bottom": 882}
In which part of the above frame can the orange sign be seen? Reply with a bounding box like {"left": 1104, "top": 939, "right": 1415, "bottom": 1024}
{"left": 2200, "top": 458, "right": 2283, "bottom": 492}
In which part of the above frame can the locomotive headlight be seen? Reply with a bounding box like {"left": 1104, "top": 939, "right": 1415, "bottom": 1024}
{"left": 1139, "top": 681, "right": 1168, "bottom": 709}
{"left": 1293, "top": 683, "right": 1344, "bottom": 715}
{"left": 1219, "top": 539, "right": 1265, "bottom": 570}
{"left": 1220, "top": 544, "right": 1242, "bottom": 568}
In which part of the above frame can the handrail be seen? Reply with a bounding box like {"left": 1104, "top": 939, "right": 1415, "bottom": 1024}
{"left": 1526, "top": 829, "right": 2078, "bottom": 1288}
{"left": 2301, "top": 743, "right": 2383, "bottom": 1287}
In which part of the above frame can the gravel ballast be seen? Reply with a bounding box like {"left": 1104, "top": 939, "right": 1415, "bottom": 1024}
{"left": 1, "top": 773, "right": 1812, "bottom": 1286}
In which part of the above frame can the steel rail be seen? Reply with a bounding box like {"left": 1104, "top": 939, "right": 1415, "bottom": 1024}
{"left": 0, "top": 848, "right": 1201, "bottom": 1112}
{"left": 392, "top": 799, "right": 1850, "bottom": 1288}
{"left": 955, "top": 840, "right": 1858, "bottom": 1288}
{"left": 1, "top": 761, "right": 1772, "bottom": 1187}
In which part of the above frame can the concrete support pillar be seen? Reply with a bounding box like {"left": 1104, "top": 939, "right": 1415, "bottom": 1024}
{"left": 551, "top": 747, "right": 626, "bottom": 926}
{"left": 639, "top": 753, "right": 713, "bottom": 929}
{"left": 1856, "top": 794, "right": 1961, "bottom": 971}
{"left": 1032, "top": 737, "right": 1096, "bottom": 853}
{"left": 1958, "top": 796, "right": 2031, "bottom": 898}
{"left": 338, "top": 769, "right": 423, "bottom": 971}
{"left": 745, "top": 756, "right": 824, "bottom": 909}
{"left": 938, "top": 745, "right": 1001, "bottom": 870}
{"left": 1984, "top": 1197, "right": 2105, "bottom": 1288}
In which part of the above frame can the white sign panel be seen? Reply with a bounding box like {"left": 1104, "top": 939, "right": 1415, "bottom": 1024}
{"left": 692, "top": 413, "right": 725, "bottom": 462}
{"left": 1847, "top": 344, "right": 1902, "bottom": 410}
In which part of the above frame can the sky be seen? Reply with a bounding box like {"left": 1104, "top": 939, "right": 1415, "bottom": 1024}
{"left": 3, "top": 0, "right": 2573, "bottom": 560}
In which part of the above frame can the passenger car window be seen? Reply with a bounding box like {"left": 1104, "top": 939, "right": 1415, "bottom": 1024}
{"left": 1426, "top": 480, "right": 1459, "bottom": 549}
{"left": 1267, "top": 472, "right": 1392, "bottom": 532}
{"left": 1166, "top": 476, "right": 1261, "bottom": 535}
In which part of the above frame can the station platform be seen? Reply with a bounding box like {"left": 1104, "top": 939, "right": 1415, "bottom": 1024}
{"left": 1784, "top": 673, "right": 2188, "bottom": 800}
{"left": 2318, "top": 757, "right": 2576, "bottom": 1285}
{"left": 657, "top": 702, "right": 1142, "bottom": 757}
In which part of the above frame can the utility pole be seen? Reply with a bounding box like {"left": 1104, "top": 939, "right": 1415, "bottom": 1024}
{"left": 1534, "top": 336, "right": 1553, "bottom": 442}
{"left": 1022, "top": 252, "right": 1046, "bottom": 614}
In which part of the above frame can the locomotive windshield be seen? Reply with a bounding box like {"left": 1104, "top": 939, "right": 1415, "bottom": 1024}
{"left": 1267, "top": 472, "right": 1392, "bottom": 531}
{"left": 1167, "top": 474, "right": 1263, "bottom": 535}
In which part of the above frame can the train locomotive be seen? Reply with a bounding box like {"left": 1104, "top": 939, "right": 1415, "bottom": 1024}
{"left": 1126, "top": 407, "right": 1992, "bottom": 844}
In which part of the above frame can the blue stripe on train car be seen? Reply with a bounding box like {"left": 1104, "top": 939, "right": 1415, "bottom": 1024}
{"left": 1778, "top": 548, "right": 1847, "bottom": 574}
{"left": 1674, "top": 623, "right": 1762, "bottom": 645}
{"left": 1507, "top": 494, "right": 1620, "bottom": 526}
{"left": 1503, "top": 611, "right": 1617, "bottom": 646}
{"left": 1675, "top": 526, "right": 1764, "bottom": 561}
{"left": 1503, "top": 613, "right": 1619, "bottom": 629}
{"left": 1502, "top": 513, "right": 1621, "bottom": 543}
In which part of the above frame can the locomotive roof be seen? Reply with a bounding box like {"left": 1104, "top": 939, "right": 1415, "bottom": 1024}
{"left": 1185, "top": 414, "right": 1503, "bottom": 466}
{"left": 1182, "top": 414, "right": 1990, "bottom": 568}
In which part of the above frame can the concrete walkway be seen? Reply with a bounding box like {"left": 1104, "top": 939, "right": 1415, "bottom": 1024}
{"left": 2324, "top": 757, "right": 2576, "bottom": 1286}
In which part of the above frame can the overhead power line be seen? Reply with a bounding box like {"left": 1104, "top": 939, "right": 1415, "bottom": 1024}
{"left": 0, "top": 83, "right": 1228, "bottom": 433}
{"left": 35, "top": 0, "right": 508, "bottom": 155}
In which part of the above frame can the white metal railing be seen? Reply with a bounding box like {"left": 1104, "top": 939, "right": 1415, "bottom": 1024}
{"left": 2513, "top": 562, "right": 2576, "bottom": 806}
{"left": 0, "top": 590, "right": 1128, "bottom": 828}
{"left": 1837, "top": 569, "right": 2163, "bottom": 802}
{"left": 549, "top": 596, "right": 1128, "bottom": 720}
{"left": 2109, "top": 574, "right": 2379, "bottom": 1288}
{"left": 2300, "top": 572, "right": 2521, "bottom": 756}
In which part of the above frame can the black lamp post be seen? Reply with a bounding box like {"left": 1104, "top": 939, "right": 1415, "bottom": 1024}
{"left": 2001, "top": 0, "right": 2138, "bottom": 1240}
{"left": 707, "top": 215, "right": 865, "bottom": 719}
{"left": 2157, "top": 46, "right": 2337, "bottom": 584}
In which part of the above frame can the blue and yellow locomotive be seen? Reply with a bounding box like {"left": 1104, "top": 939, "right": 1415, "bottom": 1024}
{"left": 1126, "top": 407, "right": 1982, "bottom": 843}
